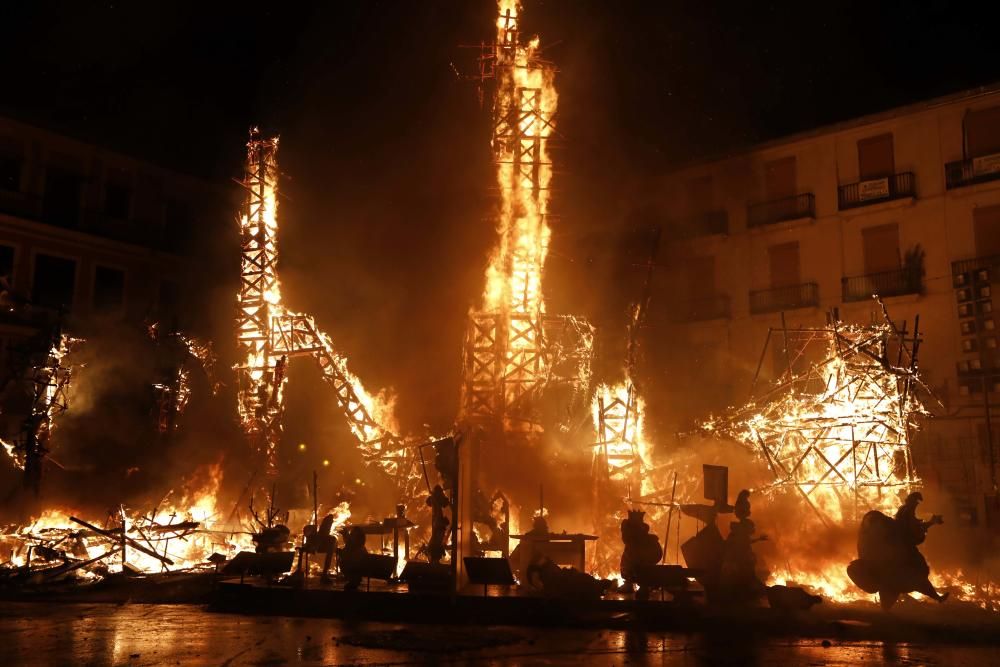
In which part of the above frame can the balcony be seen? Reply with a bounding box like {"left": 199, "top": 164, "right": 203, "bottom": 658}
{"left": 953, "top": 253, "right": 1000, "bottom": 278}
{"left": 841, "top": 267, "right": 922, "bottom": 302}
{"left": 675, "top": 294, "right": 730, "bottom": 322}
{"left": 749, "top": 282, "right": 819, "bottom": 314}
{"left": 747, "top": 193, "right": 815, "bottom": 228}
{"left": 667, "top": 210, "right": 729, "bottom": 240}
{"left": 838, "top": 172, "right": 915, "bottom": 210}
{"left": 946, "top": 154, "right": 1000, "bottom": 190}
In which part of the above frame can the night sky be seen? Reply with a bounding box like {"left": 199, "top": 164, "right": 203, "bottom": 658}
{"left": 2, "top": 0, "right": 999, "bottom": 450}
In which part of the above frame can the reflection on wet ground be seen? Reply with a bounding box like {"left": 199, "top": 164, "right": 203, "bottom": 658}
{"left": 1, "top": 602, "right": 998, "bottom": 666}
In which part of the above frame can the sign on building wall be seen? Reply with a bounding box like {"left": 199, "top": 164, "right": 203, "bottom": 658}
{"left": 858, "top": 177, "right": 890, "bottom": 201}
{"left": 973, "top": 153, "right": 1000, "bottom": 178}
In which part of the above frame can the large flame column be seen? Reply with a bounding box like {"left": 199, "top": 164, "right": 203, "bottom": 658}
{"left": 463, "top": 0, "right": 559, "bottom": 434}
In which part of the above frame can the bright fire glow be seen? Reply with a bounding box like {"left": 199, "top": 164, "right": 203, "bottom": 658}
{"left": 2, "top": 464, "right": 256, "bottom": 580}
{"left": 718, "top": 322, "right": 923, "bottom": 523}
{"left": 235, "top": 132, "right": 409, "bottom": 480}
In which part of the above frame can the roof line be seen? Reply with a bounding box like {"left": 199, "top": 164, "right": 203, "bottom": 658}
{"left": 664, "top": 81, "right": 1000, "bottom": 173}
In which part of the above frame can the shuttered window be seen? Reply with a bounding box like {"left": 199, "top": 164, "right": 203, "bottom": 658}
{"left": 858, "top": 133, "right": 895, "bottom": 180}
{"left": 974, "top": 205, "right": 1000, "bottom": 258}
{"left": 769, "top": 242, "right": 801, "bottom": 287}
{"left": 765, "top": 156, "right": 797, "bottom": 200}
{"left": 967, "top": 107, "right": 1000, "bottom": 158}
{"left": 686, "top": 255, "right": 715, "bottom": 299}
{"left": 862, "top": 223, "right": 901, "bottom": 274}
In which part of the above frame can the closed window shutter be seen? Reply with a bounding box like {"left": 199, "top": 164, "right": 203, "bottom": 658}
{"left": 862, "top": 223, "right": 901, "bottom": 274}
{"left": 686, "top": 255, "right": 716, "bottom": 299}
{"left": 967, "top": 107, "right": 1000, "bottom": 158}
{"left": 974, "top": 205, "right": 1000, "bottom": 258}
{"left": 765, "top": 156, "right": 797, "bottom": 200}
{"left": 858, "top": 133, "right": 895, "bottom": 180}
{"left": 768, "top": 242, "right": 801, "bottom": 287}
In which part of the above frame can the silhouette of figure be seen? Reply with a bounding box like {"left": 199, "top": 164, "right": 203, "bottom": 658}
{"left": 720, "top": 489, "right": 766, "bottom": 604}
{"left": 339, "top": 526, "right": 368, "bottom": 592}
{"left": 620, "top": 510, "right": 663, "bottom": 600}
{"left": 847, "top": 490, "right": 947, "bottom": 609}
{"left": 524, "top": 553, "right": 613, "bottom": 599}
{"left": 426, "top": 484, "right": 451, "bottom": 564}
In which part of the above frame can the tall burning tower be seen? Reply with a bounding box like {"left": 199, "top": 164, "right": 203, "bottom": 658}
{"left": 236, "top": 131, "right": 412, "bottom": 487}
{"left": 462, "top": 0, "right": 592, "bottom": 436}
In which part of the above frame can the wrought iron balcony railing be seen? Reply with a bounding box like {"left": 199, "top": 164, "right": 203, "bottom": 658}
{"left": 945, "top": 154, "right": 1000, "bottom": 190}
{"left": 668, "top": 210, "right": 729, "bottom": 240}
{"left": 747, "top": 193, "right": 815, "bottom": 228}
{"left": 749, "top": 282, "right": 819, "bottom": 314}
{"left": 841, "top": 267, "right": 922, "bottom": 302}
{"left": 952, "top": 253, "right": 1000, "bottom": 278}
{"left": 838, "top": 172, "right": 915, "bottom": 210}
{"left": 675, "top": 294, "right": 731, "bottom": 322}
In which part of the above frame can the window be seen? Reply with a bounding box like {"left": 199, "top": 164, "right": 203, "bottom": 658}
{"left": 0, "top": 245, "right": 14, "bottom": 280}
{"left": 104, "top": 182, "right": 132, "bottom": 220}
{"left": 687, "top": 175, "right": 712, "bottom": 214}
{"left": 768, "top": 242, "right": 801, "bottom": 287}
{"left": 862, "top": 223, "right": 900, "bottom": 274}
{"left": 43, "top": 167, "right": 82, "bottom": 228}
{"left": 857, "top": 133, "right": 894, "bottom": 180}
{"left": 32, "top": 254, "right": 76, "bottom": 310}
{"left": 158, "top": 279, "right": 179, "bottom": 317}
{"left": 685, "top": 255, "right": 716, "bottom": 299}
{"left": 93, "top": 265, "right": 125, "bottom": 312}
{"left": 164, "top": 197, "right": 194, "bottom": 253}
{"left": 966, "top": 106, "right": 1000, "bottom": 158}
{"left": 0, "top": 155, "right": 20, "bottom": 192}
{"left": 974, "top": 205, "right": 1000, "bottom": 258}
{"left": 764, "top": 156, "right": 797, "bottom": 201}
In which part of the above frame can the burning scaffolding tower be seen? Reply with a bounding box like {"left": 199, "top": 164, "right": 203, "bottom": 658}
{"left": 235, "top": 131, "right": 413, "bottom": 488}
{"left": 461, "top": 0, "right": 593, "bottom": 437}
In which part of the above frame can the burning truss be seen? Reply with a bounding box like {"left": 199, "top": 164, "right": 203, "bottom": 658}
{"left": 148, "top": 322, "right": 220, "bottom": 435}
{"left": 592, "top": 228, "right": 661, "bottom": 493}
{"left": 461, "top": 0, "right": 593, "bottom": 435}
{"left": 709, "top": 306, "right": 928, "bottom": 523}
{"left": 235, "top": 131, "right": 414, "bottom": 488}
{"left": 1, "top": 324, "right": 83, "bottom": 494}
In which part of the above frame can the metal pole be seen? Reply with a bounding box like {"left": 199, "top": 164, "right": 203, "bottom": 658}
{"left": 661, "top": 472, "right": 678, "bottom": 564}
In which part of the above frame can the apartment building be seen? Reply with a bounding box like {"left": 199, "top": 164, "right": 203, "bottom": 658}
{"left": 654, "top": 84, "right": 1000, "bottom": 529}
{"left": 0, "top": 115, "right": 231, "bottom": 344}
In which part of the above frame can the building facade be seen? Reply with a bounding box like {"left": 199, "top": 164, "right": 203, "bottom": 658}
{"left": 655, "top": 85, "right": 1000, "bottom": 531}
{"left": 0, "top": 115, "right": 230, "bottom": 339}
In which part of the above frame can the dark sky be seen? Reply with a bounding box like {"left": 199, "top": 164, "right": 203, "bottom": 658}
{"left": 3, "top": 1, "right": 998, "bottom": 180}
{"left": 2, "top": 0, "right": 999, "bottom": 438}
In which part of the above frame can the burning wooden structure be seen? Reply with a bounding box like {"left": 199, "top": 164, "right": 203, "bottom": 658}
{"left": 235, "top": 131, "right": 415, "bottom": 490}
{"left": 0, "top": 321, "right": 82, "bottom": 495}
{"left": 709, "top": 304, "right": 928, "bottom": 524}
{"left": 460, "top": 1, "right": 594, "bottom": 438}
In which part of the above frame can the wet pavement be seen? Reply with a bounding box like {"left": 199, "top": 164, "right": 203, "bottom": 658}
{"left": 2, "top": 601, "right": 999, "bottom": 666}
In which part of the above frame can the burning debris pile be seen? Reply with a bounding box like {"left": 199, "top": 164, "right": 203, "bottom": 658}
{"left": 709, "top": 306, "right": 928, "bottom": 524}
{"left": 0, "top": 465, "right": 252, "bottom": 586}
